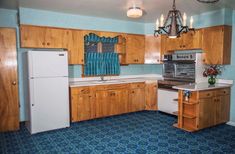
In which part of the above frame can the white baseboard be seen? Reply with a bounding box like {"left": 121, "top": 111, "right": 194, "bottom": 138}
{"left": 227, "top": 121, "right": 235, "bottom": 127}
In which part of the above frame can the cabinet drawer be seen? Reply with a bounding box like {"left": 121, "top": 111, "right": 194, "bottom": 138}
{"left": 216, "top": 88, "right": 230, "bottom": 96}
{"left": 199, "top": 91, "right": 214, "bottom": 98}
{"left": 130, "top": 82, "right": 145, "bottom": 89}
{"left": 71, "top": 87, "right": 90, "bottom": 95}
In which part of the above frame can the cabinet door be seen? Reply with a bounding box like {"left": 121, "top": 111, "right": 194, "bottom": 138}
{"left": 202, "top": 26, "right": 223, "bottom": 64}
{"left": 202, "top": 26, "right": 232, "bottom": 65}
{"left": 44, "top": 27, "right": 64, "bottom": 48}
{"left": 165, "top": 37, "right": 182, "bottom": 51}
{"left": 71, "top": 94, "right": 95, "bottom": 122}
{"left": 20, "top": 25, "right": 46, "bottom": 48}
{"left": 129, "top": 88, "right": 145, "bottom": 112}
{"left": 215, "top": 95, "right": 230, "bottom": 124}
{"left": 145, "top": 83, "right": 158, "bottom": 111}
{"left": 95, "top": 90, "right": 109, "bottom": 118}
{"left": 65, "top": 30, "right": 84, "bottom": 64}
{"left": 126, "top": 34, "right": 145, "bottom": 64}
{"left": 182, "top": 30, "right": 202, "bottom": 50}
{"left": 198, "top": 98, "right": 216, "bottom": 129}
{"left": 145, "top": 35, "right": 163, "bottom": 64}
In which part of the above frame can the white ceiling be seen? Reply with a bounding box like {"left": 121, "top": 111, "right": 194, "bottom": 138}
{"left": 1, "top": 0, "right": 235, "bottom": 23}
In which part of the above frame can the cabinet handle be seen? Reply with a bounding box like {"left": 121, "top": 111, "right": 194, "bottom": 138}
{"left": 180, "top": 45, "right": 182, "bottom": 48}
{"left": 81, "top": 59, "right": 84, "bottom": 62}
{"left": 183, "top": 45, "right": 186, "bottom": 48}
{"left": 132, "top": 91, "right": 135, "bottom": 94}
{"left": 47, "top": 42, "right": 50, "bottom": 46}
{"left": 42, "top": 42, "right": 45, "bottom": 45}
{"left": 12, "top": 81, "right": 17, "bottom": 85}
{"left": 207, "top": 93, "right": 210, "bottom": 96}
{"left": 203, "top": 59, "right": 206, "bottom": 63}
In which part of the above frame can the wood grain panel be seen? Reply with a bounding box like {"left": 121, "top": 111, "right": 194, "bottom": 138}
{"left": 0, "top": 28, "right": 19, "bottom": 132}
{"left": 145, "top": 35, "right": 162, "bottom": 64}
{"left": 145, "top": 82, "right": 158, "bottom": 111}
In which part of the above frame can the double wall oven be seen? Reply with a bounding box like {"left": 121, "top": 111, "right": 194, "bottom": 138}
{"left": 158, "top": 53, "right": 196, "bottom": 115}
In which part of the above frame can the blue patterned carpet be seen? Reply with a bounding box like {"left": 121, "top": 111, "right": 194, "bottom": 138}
{"left": 1, "top": 111, "right": 235, "bottom": 154}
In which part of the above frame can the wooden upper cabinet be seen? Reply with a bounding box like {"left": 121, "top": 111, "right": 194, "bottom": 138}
{"left": 20, "top": 25, "right": 46, "bottom": 48}
{"left": 65, "top": 29, "right": 84, "bottom": 64}
{"left": 202, "top": 25, "right": 232, "bottom": 65}
{"left": 20, "top": 25, "right": 84, "bottom": 64}
{"left": 145, "top": 35, "right": 166, "bottom": 64}
{"left": 165, "top": 30, "right": 202, "bottom": 52}
{"left": 126, "top": 34, "right": 145, "bottom": 64}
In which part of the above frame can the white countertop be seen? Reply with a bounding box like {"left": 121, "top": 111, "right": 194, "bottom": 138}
{"left": 69, "top": 74, "right": 163, "bottom": 87}
{"left": 173, "top": 82, "right": 232, "bottom": 91}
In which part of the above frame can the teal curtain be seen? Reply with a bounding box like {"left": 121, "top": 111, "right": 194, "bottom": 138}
{"left": 84, "top": 33, "right": 118, "bottom": 43}
{"left": 84, "top": 52, "right": 120, "bottom": 76}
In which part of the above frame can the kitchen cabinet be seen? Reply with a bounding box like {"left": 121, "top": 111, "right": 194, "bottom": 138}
{"left": 70, "top": 82, "right": 147, "bottom": 122}
{"left": 202, "top": 25, "right": 232, "bottom": 65}
{"left": 108, "top": 89, "right": 129, "bottom": 115}
{"left": 70, "top": 87, "right": 95, "bottom": 122}
{"left": 20, "top": 25, "right": 64, "bottom": 48}
{"left": 175, "top": 88, "right": 231, "bottom": 132}
{"left": 129, "top": 83, "right": 145, "bottom": 112}
{"left": 95, "top": 90, "right": 109, "bottom": 118}
{"left": 165, "top": 30, "right": 202, "bottom": 52}
{"left": 145, "top": 82, "right": 158, "bottom": 111}
{"left": 20, "top": 25, "right": 84, "bottom": 64}
{"left": 0, "top": 28, "right": 19, "bottom": 132}
{"left": 126, "top": 34, "right": 145, "bottom": 64}
{"left": 145, "top": 35, "right": 166, "bottom": 64}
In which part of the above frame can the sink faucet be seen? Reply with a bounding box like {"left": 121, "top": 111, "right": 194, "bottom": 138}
{"left": 100, "top": 76, "right": 105, "bottom": 81}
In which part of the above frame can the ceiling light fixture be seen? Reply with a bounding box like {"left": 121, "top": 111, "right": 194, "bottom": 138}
{"left": 154, "top": 0, "right": 194, "bottom": 38}
{"left": 197, "top": 0, "right": 220, "bottom": 3}
{"left": 127, "top": 6, "right": 143, "bottom": 18}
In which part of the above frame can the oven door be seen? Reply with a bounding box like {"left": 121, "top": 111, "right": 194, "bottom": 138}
{"left": 174, "top": 62, "right": 195, "bottom": 81}
{"left": 163, "top": 62, "right": 176, "bottom": 79}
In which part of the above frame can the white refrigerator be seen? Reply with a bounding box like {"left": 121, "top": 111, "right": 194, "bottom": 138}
{"left": 25, "top": 51, "right": 70, "bottom": 134}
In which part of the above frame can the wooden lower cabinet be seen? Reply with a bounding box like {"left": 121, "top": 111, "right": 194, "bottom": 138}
{"left": 71, "top": 94, "right": 95, "bottom": 122}
{"left": 95, "top": 90, "right": 109, "bottom": 118}
{"left": 129, "top": 83, "right": 145, "bottom": 112}
{"left": 145, "top": 82, "right": 158, "bottom": 111}
{"left": 176, "top": 88, "right": 230, "bottom": 132}
{"left": 70, "top": 83, "right": 147, "bottom": 122}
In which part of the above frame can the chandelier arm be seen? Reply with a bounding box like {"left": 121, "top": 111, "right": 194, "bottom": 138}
{"left": 164, "top": 11, "right": 172, "bottom": 27}
{"left": 160, "top": 27, "right": 169, "bottom": 34}
{"left": 177, "top": 11, "right": 184, "bottom": 26}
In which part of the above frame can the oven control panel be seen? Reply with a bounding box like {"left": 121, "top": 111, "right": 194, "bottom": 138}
{"left": 173, "top": 53, "right": 196, "bottom": 61}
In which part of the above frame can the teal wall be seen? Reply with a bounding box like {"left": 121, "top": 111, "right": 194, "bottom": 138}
{"left": 1, "top": 7, "right": 234, "bottom": 123}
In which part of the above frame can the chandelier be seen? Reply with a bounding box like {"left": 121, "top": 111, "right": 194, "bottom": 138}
{"left": 197, "top": 0, "right": 220, "bottom": 3}
{"left": 154, "top": 0, "right": 194, "bottom": 38}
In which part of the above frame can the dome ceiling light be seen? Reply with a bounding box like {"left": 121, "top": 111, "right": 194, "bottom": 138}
{"left": 127, "top": 6, "right": 143, "bottom": 18}
{"left": 197, "top": 0, "right": 220, "bottom": 3}
{"left": 154, "top": 0, "right": 194, "bottom": 39}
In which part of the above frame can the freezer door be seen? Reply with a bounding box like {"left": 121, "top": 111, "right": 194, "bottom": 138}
{"left": 28, "top": 51, "right": 68, "bottom": 78}
{"left": 29, "top": 77, "right": 70, "bottom": 134}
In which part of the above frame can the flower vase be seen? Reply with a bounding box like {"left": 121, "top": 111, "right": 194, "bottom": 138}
{"left": 208, "top": 76, "right": 216, "bottom": 85}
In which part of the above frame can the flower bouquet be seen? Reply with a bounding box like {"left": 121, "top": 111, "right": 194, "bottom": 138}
{"left": 203, "top": 65, "right": 222, "bottom": 85}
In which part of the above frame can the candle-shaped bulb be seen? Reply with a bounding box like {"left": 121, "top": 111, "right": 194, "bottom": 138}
{"left": 183, "top": 13, "right": 187, "bottom": 27}
{"left": 156, "top": 19, "right": 159, "bottom": 30}
{"left": 190, "top": 16, "right": 194, "bottom": 29}
{"left": 160, "top": 14, "right": 164, "bottom": 27}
